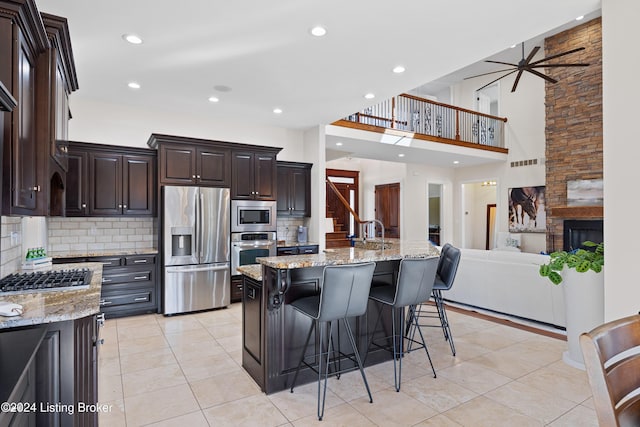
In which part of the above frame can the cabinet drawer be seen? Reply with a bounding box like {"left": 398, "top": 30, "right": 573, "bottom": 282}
{"left": 100, "top": 291, "right": 152, "bottom": 308}
{"left": 125, "top": 255, "right": 156, "bottom": 266}
{"left": 297, "top": 245, "right": 319, "bottom": 254}
{"left": 91, "top": 256, "right": 124, "bottom": 268}
{"left": 277, "top": 247, "right": 298, "bottom": 256}
{"left": 102, "top": 270, "right": 152, "bottom": 285}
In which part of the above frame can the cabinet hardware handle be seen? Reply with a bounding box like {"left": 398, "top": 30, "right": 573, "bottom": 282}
{"left": 32, "top": 186, "right": 40, "bottom": 191}
{"left": 102, "top": 279, "right": 112, "bottom": 283}
{"left": 118, "top": 204, "right": 122, "bottom": 208}
{"left": 134, "top": 297, "right": 148, "bottom": 302}
{"left": 81, "top": 203, "right": 86, "bottom": 208}
{"left": 123, "top": 205, "right": 127, "bottom": 209}
{"left": 98, "top": 338, "right": 105, "bottom": 345}
{"left": 134, "top": 275, "right": 147, "bottom": 280}
{"left": 192, "top": 175, "right": 196, "bottom": 179}
{"left": 133, "top": 259, "right": 147, "bottom": 263}
{"left": 101, "top": 300, "right": 112, "bottom": 305}
{"left": 197, "top": 175, "right": 201, "bottom": 179}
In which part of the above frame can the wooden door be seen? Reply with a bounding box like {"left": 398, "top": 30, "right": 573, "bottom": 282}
{"left": 375, "top": 183, "right": 400, "bottom": 238}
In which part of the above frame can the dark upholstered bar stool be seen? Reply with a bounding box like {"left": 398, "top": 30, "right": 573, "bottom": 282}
{"left": 407, "top": 244, "right": 461, "bottom": 356}
{"left": 368, "top": 257, "right": 438, "bottom": 392}
{"left": 289, "top": 262, "right": 376, "bottom": 421}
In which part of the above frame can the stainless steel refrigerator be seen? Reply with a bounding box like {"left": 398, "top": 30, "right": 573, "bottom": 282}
{"left": 163, "top": 186, "right": 230, "bottom": 315}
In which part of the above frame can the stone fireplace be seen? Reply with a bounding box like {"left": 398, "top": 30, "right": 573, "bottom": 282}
{"left": 545, "top": 17, "right": 603, "bottom": 252}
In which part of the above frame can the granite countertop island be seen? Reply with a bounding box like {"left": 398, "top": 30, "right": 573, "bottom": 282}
{"left": 0, "top": 262, "right": 103, "bottom": 329}
{"left": 258, "top": 240, "right": 439, "bottom": 270}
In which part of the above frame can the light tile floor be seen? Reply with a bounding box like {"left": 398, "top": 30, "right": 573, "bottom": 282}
{"left": 98, "top": 303, "right": 598, "bottom": 426}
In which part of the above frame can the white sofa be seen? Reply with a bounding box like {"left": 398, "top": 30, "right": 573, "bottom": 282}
{"left": 444, "top": 248, "right": 566, "bottom": 328}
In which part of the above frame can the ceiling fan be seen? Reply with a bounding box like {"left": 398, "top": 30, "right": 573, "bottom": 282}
{"left": 465, "top": 42, "right": 589, "bottom": 93}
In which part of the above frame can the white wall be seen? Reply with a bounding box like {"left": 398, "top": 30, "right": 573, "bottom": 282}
{"left": 68, "top": 97, "right": 305, "bottom": 159}
{"left": 602, "top": 0, "right": 640, "bottom": 321}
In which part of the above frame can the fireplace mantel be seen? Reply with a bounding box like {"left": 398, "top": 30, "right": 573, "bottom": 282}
{"left": 550, "top": 206, "right": 603, "bottom": 218}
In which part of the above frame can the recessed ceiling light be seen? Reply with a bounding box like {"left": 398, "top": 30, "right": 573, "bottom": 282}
{"left": 575, "top": 15, "right": 584, "bottom": 20}
{"left": 127, "top": 82, "right": 140, "bottom": 89}
{"left": 122, "top": 34, "right": 143, "bottom": 45}
{"left": 364, "top": 93, "right": 375, "bottom": 99}
{"left": 208, "top": 96, "right": 219, "bottom": 103}
{"left": 453, "top": 160, "right": 460, "bottom": 164}
{"left": 393, "top": 65, "right": 405, "bottom": 74}
{"left": 273, "top": 108, "right": 283, "bottom": 114}
{"left": 398, "top": 153, "right": 405, "bottom": 157}
{"left": 336, "top": 142, "right": 343, "bottom": 146}
{"left": 310, "top": 26, "right": 327, "bottom": 37}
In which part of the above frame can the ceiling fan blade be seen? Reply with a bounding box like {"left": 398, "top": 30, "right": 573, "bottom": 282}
{"left": 477, "top": 69, "right": 518, "bottom": 91}
{"left": 530, "top": 63, "right": 590, "bottom": 68}
{"left": 511, "top": 70, "right": 525, "bottom": 92}
{"left": 464, "top": 67, "right": 517, "bottom": 80}
{"left": 523, "top": 46, "right": 540, "bottom": 65}
{"left": 485, "top": 60, "right": 518, "bottom": 67}
{"left": 529, "top": 47, "right": 585, "bottom": 66}
{"left": 525, "top": 68, "right": 558, "bottom": 84}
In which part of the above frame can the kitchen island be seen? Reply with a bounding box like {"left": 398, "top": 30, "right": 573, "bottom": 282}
{"left": 0, "top": 262, "right": 103, "bottom": 427}
{"left": 239, "top": 241, "right": 439, "bottom": 394}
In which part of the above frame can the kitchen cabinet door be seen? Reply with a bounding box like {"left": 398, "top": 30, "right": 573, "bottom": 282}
{"left": 197, "top": 146, "right": 231, "bottom": 187}
{"left": 65, "top": 150, "right": 88, "bottom": 216}
{"left": 88, "top": 152, "right": 122, "bottom": 216}
{"left": 159, "top": 143, "right": 196, "bottom": 185}
{"left": 122, "top": 154, "right": 155, "bottom": 216}
{"left": 277, "top": 161, "right": 311, "bottom": 217}
{"left": 232, "top": 150, "right": 277, "bottom": 200}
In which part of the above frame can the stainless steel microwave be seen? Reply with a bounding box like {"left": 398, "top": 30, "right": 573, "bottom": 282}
{"left": 231, "top": 200, "right": 277, "bottom": 232}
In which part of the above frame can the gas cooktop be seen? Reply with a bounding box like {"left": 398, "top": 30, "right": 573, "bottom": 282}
{"left": 0, "top": 268, "right": 93, "bottom": 293}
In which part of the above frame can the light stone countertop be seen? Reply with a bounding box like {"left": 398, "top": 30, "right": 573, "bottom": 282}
{"left": 49, "top": 248, "right": 158, "bottom": 259}
{"left": 277, "top": 241, "right": 319, "bottom": 248}
{"left": 257, "top": 240, "right": 439, "bottom": 270}
{"left": 236, "top": 264, "right": 263, "bottom": 281}
{"left": 0, "top": 262, "right": 103, "bottom": 329}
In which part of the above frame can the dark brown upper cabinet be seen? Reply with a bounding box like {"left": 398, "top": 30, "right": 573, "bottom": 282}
{"left": 0, "top": 0, "right": 49, "bottom": 215}
{"left": 67, "top": 142, "right": 156, "bottom": 217}
{"left": 277, "top": 161, "right": 311, "bottom": 217}
{"left": 157, "top": 142, "right": 230, "bottom": 187}
{"left": 232, "top": 150, "right": 277, "bottom": 200}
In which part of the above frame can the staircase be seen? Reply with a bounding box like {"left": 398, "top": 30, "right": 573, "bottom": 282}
{"left": 325, "top": 216, "right": 351, "bottom": 248}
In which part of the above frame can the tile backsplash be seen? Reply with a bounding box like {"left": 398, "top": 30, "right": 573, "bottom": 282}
{"left": 1, "top": 216, "right": 22, "bottom": 277}
{"left": 277, "top": 217, "right": 305, "bottom": 242}
{"left": 47, "top": 217, "right": 158, "bottom": 254}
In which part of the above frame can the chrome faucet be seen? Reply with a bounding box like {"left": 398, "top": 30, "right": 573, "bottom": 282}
{"left": 362, "top": 219, "right": 385, "bottom": 250}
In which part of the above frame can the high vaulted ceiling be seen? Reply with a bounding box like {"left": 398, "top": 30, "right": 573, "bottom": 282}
{"left": 37, "top": 0, "right": 601, "bottom": 131}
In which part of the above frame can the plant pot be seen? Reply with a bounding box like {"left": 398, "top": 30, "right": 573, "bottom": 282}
{"left": 562, "top": 267, "right": 604, "bottom": 369}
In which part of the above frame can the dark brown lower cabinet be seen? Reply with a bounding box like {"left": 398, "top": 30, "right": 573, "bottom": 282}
{"left": 0, "top": 314, "right": 100, "bottom": 427}
{"left": 231, "top": 275, "right": 243, "bottom": 303}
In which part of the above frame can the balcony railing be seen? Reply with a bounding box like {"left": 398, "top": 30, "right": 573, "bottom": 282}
{"left": 339, "top": 93, "right": 508, "bottom": 149}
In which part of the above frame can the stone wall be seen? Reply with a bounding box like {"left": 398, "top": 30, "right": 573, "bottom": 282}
{"left": 545, "top": 17, "right": 603, "bottom": 252}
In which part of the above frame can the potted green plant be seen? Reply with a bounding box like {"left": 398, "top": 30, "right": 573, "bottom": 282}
{"left": 539, "top": 241, "right": 604, "bottom": 369}
{"left": 539, "top": 241, "right": 604, "bottom": 285}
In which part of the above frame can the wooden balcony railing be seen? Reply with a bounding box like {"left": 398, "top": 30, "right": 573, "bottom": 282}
{"left": 336, "top": 93, "right": 508, "bottom": 150}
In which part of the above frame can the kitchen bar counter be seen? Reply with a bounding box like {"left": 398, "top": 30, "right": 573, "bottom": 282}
{"left": 0, "top": 262, "right": 103, "bottom": 329}
{"left": 258, "top": 240, "right": 439, "bottom": 269}
{"left": 242, "top": 240, "right": 439, "bottom": 394}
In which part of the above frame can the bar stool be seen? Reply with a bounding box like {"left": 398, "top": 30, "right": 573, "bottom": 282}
{"left": 289, "top": 262, "right": 376, "bottom": 421}
{"left": 407, "top": 243, "right": 461, "bottom": 356}
{"left": 368, "top": 257, "right": 438, "bottom": 391}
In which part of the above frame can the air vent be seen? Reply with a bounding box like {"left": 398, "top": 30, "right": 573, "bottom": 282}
{"left": 510, "top": 157, "right": 544, "bottom": 168}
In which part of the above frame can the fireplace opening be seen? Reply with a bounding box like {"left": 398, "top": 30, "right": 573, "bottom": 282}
{"left": 563, "top": 220, "right": 603, "bottom": 252}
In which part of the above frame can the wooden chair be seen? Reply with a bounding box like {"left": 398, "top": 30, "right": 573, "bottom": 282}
{"left": 580, "top": 314, "right": 640, "bottom": 427}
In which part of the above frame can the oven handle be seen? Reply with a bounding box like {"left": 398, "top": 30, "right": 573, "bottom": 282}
{"left": 232, "top": 241, "right": 277, "bottom": 249}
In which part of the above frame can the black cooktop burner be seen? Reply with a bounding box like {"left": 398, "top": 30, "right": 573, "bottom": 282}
{"left": 0, "top": 268, "right": 93, "bottom": 293}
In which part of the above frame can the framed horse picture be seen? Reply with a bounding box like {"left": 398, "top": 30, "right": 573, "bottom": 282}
{"left": 508, "top": 186, "right": 546, "bottom": 232}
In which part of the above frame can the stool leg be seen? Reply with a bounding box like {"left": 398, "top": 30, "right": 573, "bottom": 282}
{"left": 434, "top": 290, "right": 456, "bottom": 356}
{"left": 343, "top": 318, "right": 373, "bottom": 403}
{"left": 318, "top": 320, "right": 334, "bottom": 421}
{"left": 290, "top": 320, "right": 316, "bottom": 393}
{"left": 391, "top": 306, "right": 402, "bottom": 392}
{"left": 409, "top": 308, "right": 437, "bottom": 378}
